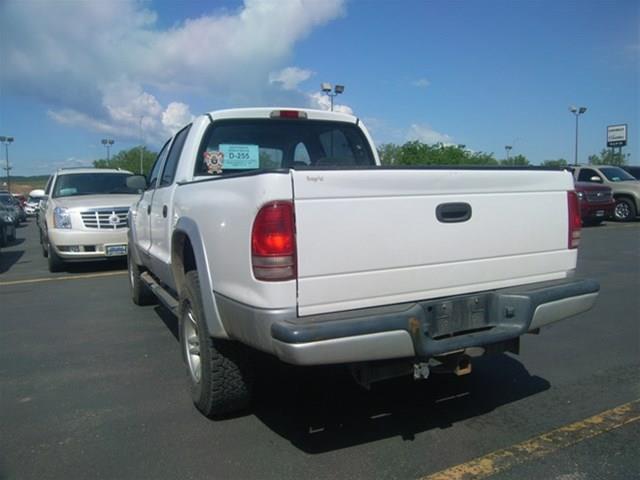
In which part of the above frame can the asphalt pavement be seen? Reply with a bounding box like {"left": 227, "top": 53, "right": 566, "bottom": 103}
{"left": 1, "top": 219, "right": 638, "bottom": 480}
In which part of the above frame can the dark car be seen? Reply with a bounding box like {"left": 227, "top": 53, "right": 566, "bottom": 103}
{"left": 0, "top": 204, "right": 17, "bottom": 246}
{"left": 574, "top": 181, "right": 615, "bottom": 225}
{"left": 621, "top": 165, "right": 640, "bottom": 180}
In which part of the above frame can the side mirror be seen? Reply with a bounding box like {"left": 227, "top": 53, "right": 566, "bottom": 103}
{"left": 590, "top": 176, "right": 602, "bottom": 183}
{"left": 126, "top": 175, "right": 148, "bottom": 191}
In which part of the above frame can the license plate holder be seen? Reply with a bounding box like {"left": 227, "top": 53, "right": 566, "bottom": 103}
{"left": 421, "top": 294, "right": 490, "bottom": 339}
{"left": 105, "top": 244, "right": 128, "bottom": 256}
{"left": 595, "top": 210, "right": 604, "bottom": 217}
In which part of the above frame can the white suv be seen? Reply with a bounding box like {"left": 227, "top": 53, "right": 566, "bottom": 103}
{"left": 39, "top": 168, "right": 145, "bottom": 272}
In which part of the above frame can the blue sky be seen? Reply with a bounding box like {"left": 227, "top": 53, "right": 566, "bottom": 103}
{"left": 0, "top": 0, "right": 638, "bottom": 176}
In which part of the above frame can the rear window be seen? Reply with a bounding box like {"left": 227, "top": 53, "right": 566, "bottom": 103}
{"left": 52, "top": 173, "right": 137, "bottom": 198}
{"left": 195, "top": 119, "right": 375, "bottom": 176}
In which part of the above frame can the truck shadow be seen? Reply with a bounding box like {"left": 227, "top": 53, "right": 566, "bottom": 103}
{"left": 0, "top": 249, "right": 25, "bottom": 274}
{"left": 149, "top": 305, "right": 550, "bottom": 453}
{"left": 251, "top": 354, "right": 549, "bottom": 454}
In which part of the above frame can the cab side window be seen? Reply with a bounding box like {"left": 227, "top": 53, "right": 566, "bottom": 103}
{"left": 44, "top": 176, "right": 53, "bottom": 195}
{"left": 577, "top": 168, "right": 600, "bottom": 182}
{"left": 160, "top": 125, "right": 192, "bottom": 187}
{"left": 147, "top": 141, "right": 171, "bottom": 190}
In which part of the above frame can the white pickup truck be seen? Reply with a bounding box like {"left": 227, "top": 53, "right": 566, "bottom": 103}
{"left": 128, "top": 108, "right": 599, "bottom": 417}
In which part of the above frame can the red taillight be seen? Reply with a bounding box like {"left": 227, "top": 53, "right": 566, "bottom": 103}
{"left": 568, "top": 191, "right": 581, "bottom": 249}
{"left": 252, "top": 201, "right": 296, "bottom": 281}
{"left": 269, "top": 110, "right": 307, "bottom": 119}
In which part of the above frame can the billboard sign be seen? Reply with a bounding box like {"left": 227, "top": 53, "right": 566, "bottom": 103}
{"left": 607, "top": 124, "right": 627, "bottom": 148}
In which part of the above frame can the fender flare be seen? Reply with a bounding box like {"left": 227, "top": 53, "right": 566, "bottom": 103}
{"left": 172, "top": 217, "right": 228, "bottom": 338}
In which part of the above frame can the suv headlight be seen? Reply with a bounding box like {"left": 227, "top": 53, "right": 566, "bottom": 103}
{"left": 53, "top": 207, "right": 72, "bottom": 229}
{"left": 576, "top": 191, "right": 584, "bottom": 200}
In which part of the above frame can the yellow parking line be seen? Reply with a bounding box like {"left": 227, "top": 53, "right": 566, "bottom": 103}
{"left": 0, "top": 270, "right": 127, "bottom": 286}
{"left": 421, "top": 399, "right": 640, "bottom": 480}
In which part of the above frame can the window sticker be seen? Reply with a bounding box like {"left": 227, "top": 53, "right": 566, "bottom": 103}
{"left": 203, "top": 150, "right": 224, "bottom": 175}
{"left": 219, "top": 144, "right": 259, "bottom": 169}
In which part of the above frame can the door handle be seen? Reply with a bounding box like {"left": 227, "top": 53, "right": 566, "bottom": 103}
{"left": 436, "top": 203, "right": 472, "bottom": 223}
{"left": 147, "top": 205, "right": 151, "bottom": 215}
{"left": 162, "top": 205, "right": 168, "bottom": 218}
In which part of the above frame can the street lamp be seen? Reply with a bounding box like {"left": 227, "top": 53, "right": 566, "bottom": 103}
{"left": 569, "top": 106, "right": 587, "bottom": 166}
{"left": 320, "top": 83, "right": 345, "bottom": 112}
{"left": 101, "top": 138, "right": 114, "bottom": 162}
{"left": 505, "top": 145, "right": 513, "bottom": 161}
{"left": 139, "top": 117, "right": 144, "bottom": 175}
{"left": 0, "top": 136, "right": 14, "bottom": 193}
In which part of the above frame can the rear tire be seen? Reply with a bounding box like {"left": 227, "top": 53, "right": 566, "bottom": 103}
{"left": 179, "top": 271, "right": 253, "bottom": 417}
{"left": 47, "top": 242, "right": 64, "bottom": 273}
{"left": 128, "top": 254, "right": 156, "bottom": 306}
{"left": 614, "top": 198, "right": 636, "bottom": 222}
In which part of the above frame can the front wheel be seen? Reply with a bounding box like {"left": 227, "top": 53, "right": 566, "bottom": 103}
{"left": 614, "top": 198, "right": 636, "bottom": 222}
{"left": 128, "top": 254, "right": 156, "bottom": 306}
{"left": 0, "top": 225, "right": 7, "bottom": 247}
{"left": 179, "top": 271, "right": 253, "bottom": 417}
{"left": 41, "top": 230, "right": 48, "bottom": 257}
{"left": 47, "top": 242, "right": 64, "bottom": 273}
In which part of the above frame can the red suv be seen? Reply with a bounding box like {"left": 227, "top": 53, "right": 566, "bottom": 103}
{"left": 574, "top": 181, "right": 614, "bottom": 225}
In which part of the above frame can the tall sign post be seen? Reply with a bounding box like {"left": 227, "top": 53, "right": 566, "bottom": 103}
{"left": 607, "top": 124, "right": 627, "bottom": 163}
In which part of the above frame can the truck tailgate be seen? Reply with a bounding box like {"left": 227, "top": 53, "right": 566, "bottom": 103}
{"left": 293, "top": 169, "right": 576, "bottom": 316}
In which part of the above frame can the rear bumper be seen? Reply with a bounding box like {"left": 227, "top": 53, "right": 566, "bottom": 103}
{"left": 216, "top": 278, "right": 599, "bottom": 366}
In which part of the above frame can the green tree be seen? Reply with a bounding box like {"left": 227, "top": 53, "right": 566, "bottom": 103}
{"left": 500, "top": 154, "right": 529, "bottom": 166}
{"left": 541, "top": 158, "right": 569, "bottom": 168}
{"left": 383, "top": 141, "right": 497, "bottom": 166}
{"left": 377, "top": 143, "right": 401, "bottom": 165}
{"left": 587, "top": 149, "right": 629, "bottom": 166}
{"left": 94, "top": 146, "right": 158, "bottom": 175}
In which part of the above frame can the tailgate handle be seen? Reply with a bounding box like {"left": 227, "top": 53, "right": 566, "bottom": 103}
{"left": 436, "top": 203, "right": 472, "bottom": 223}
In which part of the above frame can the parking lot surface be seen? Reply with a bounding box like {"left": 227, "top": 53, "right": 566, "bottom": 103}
{"left": 1, "top": 220, "right": 638, "bottom": 480}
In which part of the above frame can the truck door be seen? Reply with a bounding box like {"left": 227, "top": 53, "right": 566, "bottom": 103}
{"left": 149, "top": 124, "right": 192, "bottom": 288}
{"left": 133, "top": 141, "right": 169, "bottom": 267}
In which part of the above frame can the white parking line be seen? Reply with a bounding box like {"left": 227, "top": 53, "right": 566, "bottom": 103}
{"left": 0, "top": 270, "right": 127, "bottom": 286}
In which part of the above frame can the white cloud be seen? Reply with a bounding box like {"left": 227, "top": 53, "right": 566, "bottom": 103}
{"left": 308, "top": 92, "right": 354, "bottom": 115}
{"left": 411, "top": 78, "right": 430, "bottom": 88}
{"left": 162, "top": 102, "right": 195, "bottom": 134}
{"left": 1, "top": 0, "right": 344, "bottom": 143}
{"left": 406, "top": 124, "right": 453, "bottom": 145}
{"left": 269, "top": 67, "right": 314, "bottom": 91}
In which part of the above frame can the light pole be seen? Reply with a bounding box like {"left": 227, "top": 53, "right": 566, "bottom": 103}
{"left": 505, "top": 145, "right": 512, "bottom": 162}
{"left": 0, "top": 136, "right": 14, "bottom": 193}
{"left": 139, "top": 117, "right": 144, "bottom": 175}
{"left": 320, "top": 83, "right": 345, "bottom": 111}
{"left": 101, "top": 138, "right": 114, "bottom": 162}
{"left": 569, "top": 106, "right": 587, "bottom": 166}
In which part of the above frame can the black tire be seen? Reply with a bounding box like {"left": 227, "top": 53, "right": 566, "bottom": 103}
{"left": 7, "top": 227, "right": 15, "bottom": 242}
{"left": 128, "top": 254, "right": 156, "bottom": 306}
{"left": 179, "top": 271, "right": 253, "bottom": 417}
{"left": 0, "top": 225, "right": 7, "bottom": 247}
{"left": 47, "top": 242, "right": 65, "bottom": 273}
{"left": 614, "top": 197, "right": 636, "bottom": 222}
{"left": 41, "top": 230, "right": 48, "bottom": 257}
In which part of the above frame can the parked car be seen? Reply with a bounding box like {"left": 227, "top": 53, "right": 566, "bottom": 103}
{"left": 38, "top": 168, "right": 145, "bottom": 272}
{"left": 573, "top": 181, "right": 614, "bottom": 225}
{"left": 571, "top": 165, "right": 640, "bottom": 222}
{"left": 127, "top": 107, "right": 599, "bottom": 418}
{"left": 0, "top": 194, "right": 22, "bottom": 225}
{"left": 621, "top": 165, "right": 640, "bottom": 180}
{"left": 24, "top": 189, "right": 45, "bottom": 216}
{"left": 0, "top": 204, "right": 17, "bottom": 246}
